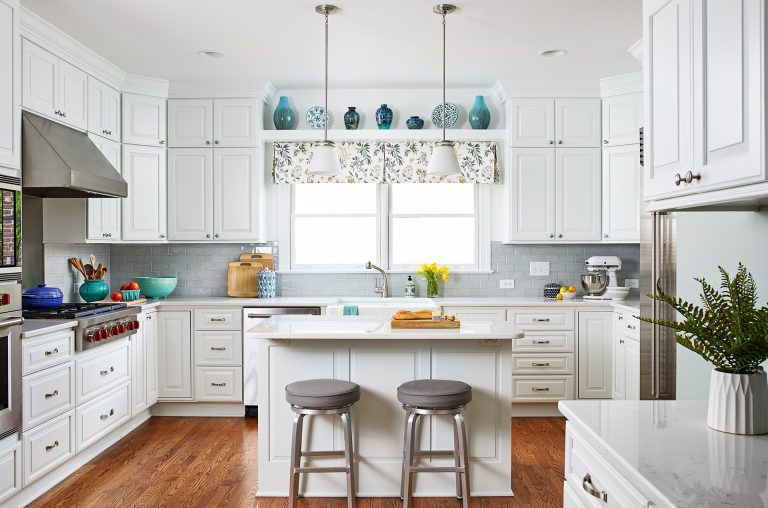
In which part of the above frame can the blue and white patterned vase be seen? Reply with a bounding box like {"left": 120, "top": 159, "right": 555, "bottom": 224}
{"left": 344, "top": 107, "right": 360, "bottom": 130}
{"left": 404, "top": 276, "right": 417, "bottom": 297}
{"left": 469, "top": 95, "right": 491, "bottom": 129}
{"left": 273, "top": 96, "right": 296, "bottom": 130}
{"left": 258, "top": 269, "right": 276, "bottom": 299}
{"left": 406, "top": 116, "right": 424, "bottom": 130}
{"left": 375, "top": 104, "right": 393, "bottom": 130}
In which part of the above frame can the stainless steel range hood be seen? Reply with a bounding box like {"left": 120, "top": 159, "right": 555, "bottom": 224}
{"left": 21, "top": 111, "right": 128, "bottom": 198}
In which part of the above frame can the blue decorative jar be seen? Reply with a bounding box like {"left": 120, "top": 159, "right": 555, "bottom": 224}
{"left": 375, "top": 104, "right": 393, "bottom": 130}
{"left": 273, "top": 96, "right": 296, "bottom": 130}
{"left": 22, "top": 284, "right": 64, "bottom": 309}
{"left": 79, "top": 280, "right": 109, "bottom": 303}
{"left": 469, "top": 95, "right": 491, "bottom": 129}
{"left": 343, "top": 107, "right": 360, "bottom": 130}
{"left": 406, "top": 116, "right": 424, "bottom": 130}
{"left": 258, "top": 269, "right": 276, "bottom": 299}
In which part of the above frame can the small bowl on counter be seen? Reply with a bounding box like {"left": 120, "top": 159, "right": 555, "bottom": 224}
{"left": 134, "top": 276, "right": 178, "bottom": 299}
{"left": 606, "top": 286, "right": 631, "bottom": 301}
{"left": 560, "top": 291, "right": 577, "bottom": 300}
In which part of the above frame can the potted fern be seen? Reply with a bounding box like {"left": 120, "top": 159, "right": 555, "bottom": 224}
{"left": 639, "top": 263, "right": 768, "bottom": 435}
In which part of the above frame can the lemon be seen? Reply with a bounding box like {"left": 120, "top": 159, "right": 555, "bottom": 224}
{"left": 556, "top": 293, "right": 564, "bottom": 301}
{"left": 568, "top": 286, "right": 577, "bottom": 293}
{"left": 560, "top": 286, "right": 568, "bottom": 293}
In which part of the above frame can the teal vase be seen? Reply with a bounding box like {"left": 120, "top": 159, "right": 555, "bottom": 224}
{"left": 469, "top": 95, "right": 491, "bottom": 129}
{"left": 273, "top": 96, "right": 296, "bottom": 130}
{"left": 79, "top": 280, "right": 109, "bottom": 302}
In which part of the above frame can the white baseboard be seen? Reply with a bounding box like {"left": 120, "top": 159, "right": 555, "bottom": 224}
{"left": 511, "top": 403, "right": 565, "bottom": 417}
{"left": 151, "top": 402, "right": 245, "bottom": 417}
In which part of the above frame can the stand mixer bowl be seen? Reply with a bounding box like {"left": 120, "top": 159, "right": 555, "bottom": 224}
{"left": 581, "top": 273, "right": 608, "bottom": 296}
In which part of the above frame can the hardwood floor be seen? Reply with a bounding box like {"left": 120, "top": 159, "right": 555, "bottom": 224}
{"left": 29, "top": 417, "right": 565, "bottom": 508}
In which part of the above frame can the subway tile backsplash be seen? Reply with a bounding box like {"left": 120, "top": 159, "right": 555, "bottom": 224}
{"left": 42, "top": 242, "right": 639, "bottom": 299}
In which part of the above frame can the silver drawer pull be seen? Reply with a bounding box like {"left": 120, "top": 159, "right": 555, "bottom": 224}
{"left": 100, "top": 408, "right": 115, "bottom": 420}
{"left": 617, "top": 315, "right": 624, "bottom": 321}
{"left": 45, "top": 440, "right": 59, "bottom": 451}
{"left": 532, "top": 318, "right": 550, "bottom": 323}
{"left": 210, "top": 347, "right": 227, "bottom": 351}
{"left": 44, "top": 348, "right": 59, "bottom": 356}
{"left": 532, "top": 340, "right": 550, "bottom": 345}
{"left": 211, "top": 382, "right": 227, "bottom": 387}
{"left": 582, "top": 473, "right": 608, "bottom": 502}
{"left": 100, "top": 366, "right": 115, "bottom": 376}
{"left": 44, "top": 390, "right": 59, "bottom": 399}
{"left": 210, "top": 317, "right": 226, "bottom": 322}
{"left": 531, "top": 387, "right": 550, "bottom": 392}
{"left": 531, "top": 362, "right": 550, "bottom": 367}
{"left": 627, "top": 324, "right": 637, "bottom": 330}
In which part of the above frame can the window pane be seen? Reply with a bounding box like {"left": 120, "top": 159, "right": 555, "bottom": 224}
{"left": 391, "top": 184, "right": 474, "bottom": 214}
{"left": 294, "top": 184, "right": 377, "bottom": 214}
{"left": 294, "top": 217, "right": 377, "bottom": 266}
{"left": 391, "top": 217, "right": 475, "bottom": 266}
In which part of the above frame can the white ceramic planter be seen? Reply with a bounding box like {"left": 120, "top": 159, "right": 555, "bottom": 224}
{"left": 707, "top": 369, "right": 768, "bottom": 435}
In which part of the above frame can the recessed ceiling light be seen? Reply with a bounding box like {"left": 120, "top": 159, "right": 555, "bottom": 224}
{"left": 540, "top": 49, "right": 567, "bottom": 57}
{"left": 198, "top": 50, "right": 224, "bottom": 59}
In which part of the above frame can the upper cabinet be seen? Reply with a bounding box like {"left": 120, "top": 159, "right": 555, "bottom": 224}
{"left": 509, "top": 98, "right": 600, "bottom": 148}
{"left": 601, "top": 93, "right": 642, "bottom": 147}
{"left": 87, "top": 77, "right": 120, "bottom": 142}
{"left": 0, "top": 0, "right": 19, "bottom": 174}
{"left": 508, "top": 148, "right": 556, "bottom": 241}
{"left": 168, "top": 98, "right": 260, "bottom": 148}
{"left": 122, "top": 93, "right": 166, "bottom": 147}
{"left": 87, "top": 134, "right": 121, "bottom": 241}
{"left": 122, "top": 145, "right": 167, "bottom": 241}
{"left": 602, "top": 145, "right": 641, "bottom": 242}
{"left": 555, "top": 148, "right": 602, "bottom": 241}
{"left": 22, "top": 39, "right": 87, "bottom": 130}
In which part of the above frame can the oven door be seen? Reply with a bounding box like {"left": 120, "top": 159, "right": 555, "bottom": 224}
{"left": 0, "top": 314, "right": 23, "bottom": 439}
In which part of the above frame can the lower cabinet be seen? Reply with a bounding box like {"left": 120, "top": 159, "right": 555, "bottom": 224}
{"left": 192, "top": 308, "right": 243, "bottom": 401}
{"left": 0, "top": 433, "right": 22, "bottom": 503}
{"left": 157, "top": 310, "right": 193, "bottom": 399}
{"left": 132, "top": 310, "right": 158, "bottom": 416}
{"left": 23, "top": 410, "right": 75, "bottom": 486}
{"left": 194, "top": 367, "right": 243, "bottom": 401}
{"left": 613, "top": 311, "right": 641, "bottom": 400}
{"left": 577, "top": 311, "right": 613, "bottom": 399}
{"left": 75, "top": 383, "right": 131, "bottom": 453}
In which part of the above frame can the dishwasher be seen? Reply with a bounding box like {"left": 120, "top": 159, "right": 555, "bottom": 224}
{"left": 243, "top": 306, "right": 322, "bottom": 416}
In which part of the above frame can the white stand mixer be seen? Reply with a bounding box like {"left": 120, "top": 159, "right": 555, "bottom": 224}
{"left": 582, "top": 256, "right": 622, "bottom": 300}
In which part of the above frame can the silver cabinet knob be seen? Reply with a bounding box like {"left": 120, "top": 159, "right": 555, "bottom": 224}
{"left": 549, "top": 140, "right": 554, "bottom": 145}
{"left": 685, "top": 171, "right": 701, "bottom": 184}
{"left": 603, "top": 139, "right": 609, "bottom": 144}
{"left": 214, "top": 140, "right": 219, "bottom": 144}
{"left": 206, "top": 234, "right": 211, "bottom": 238}
{"left": 549, "top": 233, "right": 554, "bottom": 238}
{"left": 159, "top": 234, "right": 165, "bottom": 238}
{"left": 558, "top": 234, "right": 563, "bottom": 238}
{"left": 214, "top": 234, "right": 220, "bottom": 238}
{"left": 557, "top": 140, "right": 563, "bottom": 144}
{"left": 604, "top": 234, "right": 609, "bottom": 238}
{"left": 159, "top": 140, "right": 165, "bottom": 144}
{"left": 674, "top": 173, "right": 683, "bottom": 186}
{"left": 206, "top": 140, "right": 211, "bottom": 145}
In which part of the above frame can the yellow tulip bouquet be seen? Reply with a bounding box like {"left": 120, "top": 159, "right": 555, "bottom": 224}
{"left": 416, "top": 262, "right": 449, "bottom": 298}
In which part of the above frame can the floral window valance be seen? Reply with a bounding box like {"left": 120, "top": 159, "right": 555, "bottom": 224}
{"left": 273, "top": 140, "right": 498, "bottom": 184}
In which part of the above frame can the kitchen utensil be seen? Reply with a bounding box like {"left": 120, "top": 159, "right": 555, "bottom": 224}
{"left": 90, "top": 254, "right": 96, "bottom": 267}
{"left": 69, "top": 258, "right": 87, "bottom": 278}
{"left": 22, "top": 284, "right": 63, "bottom": 308}
{"left": 239, "top": 253, "right": 274, "bottom": 271}
{"left": 390, "top": 318, "right": 460, "bottom": 329}
{"left": 581, "top": 273, "right": 608, "bottom": 297}
{"left": 84, "top": 264, "right": 95, "bottom": 279}
{"left": 606, "top": 286, "right": 630, "bottom": 301}
{"left": 134, "top": 276, "right": 178, "bottom": 299}
{"left": 227, "top": 262, "right": 262, "bottom": 297}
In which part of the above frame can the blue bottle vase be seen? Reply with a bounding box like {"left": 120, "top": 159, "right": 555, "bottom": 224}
{"left": 344, "top": 107, "right": 360, "bottom": 130}
{"left": 273, "top": 96, "right": 296, "bottom": 130}
{"left": 375, "top": 104, "right": 393, "bottom": 130}
{"left": 469, "top": 95, "right": 491, "bottom": 130}
{"left": 406, "top": 116, "right": 424, "bottom": 130}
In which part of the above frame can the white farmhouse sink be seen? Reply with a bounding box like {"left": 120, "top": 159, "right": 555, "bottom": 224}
{"left": 327, "top": 297, "right": 440, "bottom": 317}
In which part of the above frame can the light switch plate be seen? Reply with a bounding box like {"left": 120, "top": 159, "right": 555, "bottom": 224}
{"left": 625, "top": 278, "right": 640, "bottom": 288}
{"left": 529, "top": 262, "right": 550, "bottom": 277}
{"left": 499, "top": 279, "right": 515, "bottom": 289}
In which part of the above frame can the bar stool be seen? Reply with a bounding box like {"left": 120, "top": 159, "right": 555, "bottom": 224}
{"left": 397, "top": 379, "right": 472, "bottom": 508}
{"left": 285, "top": 379, "right": 360, "bottom": 508}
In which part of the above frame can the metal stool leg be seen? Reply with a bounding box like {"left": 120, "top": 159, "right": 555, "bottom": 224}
{"left": 455, "top": 412, "right": 470, "bottom": 508}
{"left": 400, "top": 410, "right": 409, "bottom": 500}
{"left": 453, "top": 416, "right": 463, "bottom": 500}
{"left": 402, "top": 411, "right": 419, "bottom": 508}
{"left": 340, "top": 410, "right": 356, "bottom": 508}
{"left": 288, "top": 413, "right": 305, "bottom": 508}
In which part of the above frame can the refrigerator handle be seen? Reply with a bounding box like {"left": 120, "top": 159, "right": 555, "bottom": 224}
{"left": 650, "top": 212, "right": 659, "bottom": 398}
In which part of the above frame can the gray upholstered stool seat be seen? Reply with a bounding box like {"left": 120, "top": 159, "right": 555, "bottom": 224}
{"left": 286, "top": 379, "right": 360, "bottom": 409}
{"left": 397, "top": 379, "right": 472, "bottom": 409}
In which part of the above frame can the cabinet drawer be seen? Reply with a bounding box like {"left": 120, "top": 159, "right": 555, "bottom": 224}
{"left": 23, "top": 410, "right": 75, "bottom": 486}
{"left": 508, "top": 309, "right": 574, "bottom": 330}
{"left": 511, "top": 354, "right": 573, "bottom": 375}
{"left": 564, "top": 480, "right": 587, "bottom": 508}
{"left": 614, "top": 311, "right": 640, "bottom": 340}
{"left": 512, "top": 331, "right": 574, "bottom": 353}
{"left": 22, "top": 330, "right": 74, "bottom": 376}
{"left": 195, "top": 367, "right": 243, "bottom": 401}
{"left": 565, "top": 425, "right": 650, "bottom": 507}
{"left": 23, "top": 361, "right": 75, "bottom": 430}
{"left": 195, "top": 330, "right": 242, "bottom": 366}
{"left": 76, "top": 342, "right": 130, "bottom": 404}
{"left": 0, "top": 435, "right": 21, "bottom": 503}
{"left": 75, "top": 383, "right": 131, "bottom": 453}
{"left": 194, "top": 307, "right": 242, "bottom": 331}
{"left": 511, "top": 375, "right": 574, "bottom": 402}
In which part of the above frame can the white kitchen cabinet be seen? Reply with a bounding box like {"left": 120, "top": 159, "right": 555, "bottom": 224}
{"left": 602, "top": 145, "right": 641, "bottom": 242}
{"left": 87, "top": 77, "right": 120, "bottom": 142}
{"left": 555, "top": 148, "right": 601, "bottom": 241}
{"left": 168, "top": 148, "right": 213, "bottom": 241}
{"left": 122, "top": 93, "right": 166, "bottom": 146}
{"left": 508, "top": 98, "right": 555, "bottom": 147}
{"left": 577, "top": 311, "right": 612, "bottom": 399}
{"left": 169, "top": 98, "right": 260, "bottom": 148}
{"left": 508, "top": 148, "right": 556, "bottom": 241}
{"left": 213, "top": 148, "right": 259, "bottom": 240}
{"left": 56, "top": 59, "right": 87, "bottom": 130}
{"left": 612, "top": 333, "right": 626, "bottom": 400}
{"left": 168, "top": 99, "right": 212, "bottom": 148}
{"left": 145, "top": 312, "right": 158, "bottom": 406}
{"left": 441, "top": 307, "right": 506, "bottom": 323}
{"left": 555, "top": 99, "right": 601, "bottom": 148}
{"left": 0, "top": 0, "right": 20, "bottom": 174}
{"left": 157, "top": 311, "right": 192, "bottom": 399}
{"left": 601, "top": 93, "right": 642, "bottom": 147}
{"left": 87, "top": 134, "right": 121, "bottom": 240}
{"left": 213, "top": 98, "right": 260, "bottom": 147}
{"left": 132, "top": 311, "right": 158, "bottom": 416}
{"left": 0, "top": 433, "right": 21, "bottom": 503}
{"left": 625, "top": 337, "right": 640, "bottom": 400}
{"left": 22, "top": 410, "right": 75, "bottom": 486}
{"left": 122, "top": 144, "right": 167, "bottom": 241}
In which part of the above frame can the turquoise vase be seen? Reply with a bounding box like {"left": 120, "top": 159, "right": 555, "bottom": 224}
{"left": 375, "top": 104, "right": 393, "bottom": 130}
{"left": 343, "top": 107, "right": 360, "bottom": 130}
{"left": 469, "top": 95, "right": 491, "bottom": 129}
{"left": 273, "top": 96, "right": 296, "bottom": 130}
{"left": 79, "top": 280, "right": 109, "bottom": 303}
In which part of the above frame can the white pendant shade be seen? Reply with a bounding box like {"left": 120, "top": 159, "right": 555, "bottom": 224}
{"left": 309, "top": 141, "right": 342, "bottom": 175}
{"left": 427, "top": 142, "right": 461, "bottom": 176}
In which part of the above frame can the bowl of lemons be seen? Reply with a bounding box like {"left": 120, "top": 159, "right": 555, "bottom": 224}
{"left": 556, "top": 285, "right": 578, "bottom": 301}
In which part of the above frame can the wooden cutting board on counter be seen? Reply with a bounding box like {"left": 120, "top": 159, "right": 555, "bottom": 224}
{"left": 239, "top": 253, "right": 274, "bottom": 270}
{"left": 94, "top": 298, "right": 147, "bottom": 306}
{"left": 391, "top": 319, "right": 461, "bottom": 329}
{"left": 227, "top": 261, "right": 262, "bottom": 297}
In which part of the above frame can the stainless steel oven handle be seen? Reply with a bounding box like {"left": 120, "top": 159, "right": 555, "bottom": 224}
{"left": 0, "top": 317, "right": 23, "bottom": 330}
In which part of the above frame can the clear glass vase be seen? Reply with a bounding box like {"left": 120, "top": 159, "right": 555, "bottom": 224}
{"left": 426, "top": 278, "right": 439, "bottom": 298}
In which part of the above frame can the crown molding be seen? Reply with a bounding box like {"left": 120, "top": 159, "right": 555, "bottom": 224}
{"left": 122, "top": 74, "right": 170, "bottom": 97}
{"left": 494, "top": 79, "right": 601, "bottom": 98}
{"left": 627, "top": 39, "right": 643, "bottom": 63}
{"left": 600, "top": 72, "right": 642, "bottom": 97}
{"left": 167, "top": 80, "right": 274, "bottom": 100}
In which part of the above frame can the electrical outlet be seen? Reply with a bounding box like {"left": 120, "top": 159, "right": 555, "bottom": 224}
{"left": 529, "top": 261, "right": 550, "bottom": 277}
{"left": 499, "top": 279, "right": 515, "bottom": 289}
{"left": 625, "top": 278, "right": 640, "bottom": 289}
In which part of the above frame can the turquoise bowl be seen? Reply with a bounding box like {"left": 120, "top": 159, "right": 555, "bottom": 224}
{"left": 79, "top": 280, "right": 109, "bottom": 302}
{"left": 134, "top": 277, "right": 178, "bottom": 299}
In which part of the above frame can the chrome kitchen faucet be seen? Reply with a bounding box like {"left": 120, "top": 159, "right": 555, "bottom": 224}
{"left": 365, "top": 261, "right": 388, "bottom": 298}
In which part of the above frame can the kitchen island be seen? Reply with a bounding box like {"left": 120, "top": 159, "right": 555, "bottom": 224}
{"left": 249, "top": 315, "right": 523, "bottom": 498}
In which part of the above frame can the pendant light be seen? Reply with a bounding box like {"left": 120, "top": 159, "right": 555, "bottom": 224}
{"left": 427, "top": 4, "right": 461, "bottom": 177}
{"left": 309, "top": 5, "right": 341, "bottom": 176}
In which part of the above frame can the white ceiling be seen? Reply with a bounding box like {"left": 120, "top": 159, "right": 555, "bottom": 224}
{"left": 21, "top": 0, "right": 642, "bottom": 88}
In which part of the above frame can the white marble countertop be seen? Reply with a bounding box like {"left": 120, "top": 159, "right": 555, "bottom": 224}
{"left": 559, "top": 400, "right": 768, "bottom": 507}
{"left": 246, "top": 315, "right": 524, "bottom": 340}
{"left": 22, "top": 319, "right": 78, "bottom": 338}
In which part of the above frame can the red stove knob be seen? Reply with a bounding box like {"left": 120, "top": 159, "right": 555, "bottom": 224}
{"left": 86, "top": 332, "right": 96, "bottom": 342}
{"left": 117, "top": 324, "right": 125, "bottom": 333}
{"left": 111, "top": 326, "right": 119, "bottom": 336}
{"left": 133, "top": 320, "right": 140, "bottom": 330}
{"left": 99, "top": 329, "right": 108, "bottom": 340}
{"left": 126, "top": 322, "right": 134, "bottom": 331}
{"left": 0, "top": 293, "right": 9, "bottom": 305}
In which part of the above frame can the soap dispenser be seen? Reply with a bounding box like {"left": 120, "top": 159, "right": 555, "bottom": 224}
{"left": 404, "top": 276, "right": 416, "bottom": 297}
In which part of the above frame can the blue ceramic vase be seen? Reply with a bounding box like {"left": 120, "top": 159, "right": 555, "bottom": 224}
{"left": 469, "top": 95, "right": 491, "bottom": 129}
{"left": 375, "top": 104, "right": 393, "bottom": 130}
{"left": 273, "top": 96, "right": 296, "bottom": 130}
{"left": 344, "top": 107, "right": 360, "bottom": 130}
{"left": 79, "top": 280, "right": 109, "bottom": 303}
{"left": 258, "top": 269, "right": 276, "bottom": 299}
{"left": 406, "top": 116, "right": 424, "bottom": 130}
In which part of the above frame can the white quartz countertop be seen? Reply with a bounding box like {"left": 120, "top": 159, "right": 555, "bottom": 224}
{"left": 22, "top": 319, "right": 78, "bottom": 338}
{"left": 558, "top": 400, "right": 768, "bottom": 507}
{"left": 246, "top": 315, "right": 523, "bottom": 340}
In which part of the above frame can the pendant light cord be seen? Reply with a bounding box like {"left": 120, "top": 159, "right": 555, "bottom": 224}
{"left": 324, "top": 10, "right": 329, "bottom": 143}
{"left": 441, "top": 10, "right": 447, "bottom": 142}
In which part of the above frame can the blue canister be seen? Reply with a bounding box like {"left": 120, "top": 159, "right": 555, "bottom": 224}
{"left": 258, "top": 269, "right": 276, "bottom": 299}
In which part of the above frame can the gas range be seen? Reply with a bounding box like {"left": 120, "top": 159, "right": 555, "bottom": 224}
{"left": 23, "top": 302, "right": 141, "bottom": 351}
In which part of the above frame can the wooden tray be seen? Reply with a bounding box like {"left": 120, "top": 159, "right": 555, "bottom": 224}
{"left": 94, "top": 298, "right": 147, "bottom": 306}
{"left": 391, "top": 319, "right": 460, "bottom": 329}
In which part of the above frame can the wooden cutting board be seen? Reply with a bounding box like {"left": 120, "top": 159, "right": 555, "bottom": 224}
{"left": 391, "top": 319, "right": 460, "bottom": 329}
{"left": 94, "top": 298, "right": 147, "bottom": 306}
{"left": 227, "top": 261, "right": 262, "bottom": 297}
{"left": 239, "top": 253, "right": 274, "bottom": 270}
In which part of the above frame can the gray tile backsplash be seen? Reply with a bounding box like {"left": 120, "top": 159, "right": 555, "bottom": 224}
{"left": 42, "top": 242, "right": 640, "bottom": 299}
{"left": 42, "top": 244, "right": 111, "bottom": 302}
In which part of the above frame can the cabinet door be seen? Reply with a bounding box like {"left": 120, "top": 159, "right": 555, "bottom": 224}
{"left": 0, "top": 436, "right": 21, "bottom": 503}
{"left": 122, "top": 93, "right": 166, "bottom": 146}
{"left": 508, "top": 148, "right": 555, "bottom": 241}
{"left": 213, "top": 98, "right": 260, "bottom": 147}
{"left": 168, "top": 148, "right": 213, "bottom": 241}
{"left": 168, "top": 99, "right": 212, "bottom": 148}
{"left": 692, "top": 0, "right": 764, "bottom": 191}
{"left": 21, "top": 39, "right": 56, "bottom": 118}
{"left": 87, "top": 135, "right": 121, "bottom": 240}
{"left": 88, "top": 77, "right": 120, "bottom": 142}
{"left": 643, "top": 0, "right": 694, "bottom": 199}
{"left": 56, "top": 59, "right": 87, "bottom": 130}
{"left": 157, "top": 311, "right": 192, "bottom": 399}
{"left": 612, "top": 335, "right": 626, "bottom": 400}
{"left": 555, "top": 148, "right": 601, "bottom": 241}
{"left": 601, "top": 93, "right": 642, "bottom": 147}
{"left": 213, "top": 148, "right": 259, "bottom": 240}
{"left": 131, "top": 317, "right": 147, "bottom": 416}
{"left": 555, "top": 99, "right": 600, "bottom": 147}
{"left": 602, "top": 145, "right": 641, "bottom": 242}
{"left": 578, "top": 311, "right": 612, "bottom": 399}
{"left": 122, "top": 145, "right": 167, "bottom": 241}
{"left": 0, "top": 0, "right": 19, "bottom": 173}
{"left": 508, "top": 99, "right": 555, "bottom": 147}
{"left": 625, "top": 338, "right": 640, "bottom": 400}
{"left": 145, "top": 312, "right": 158, "bottom": 406}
